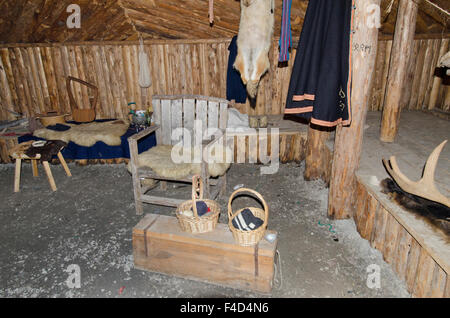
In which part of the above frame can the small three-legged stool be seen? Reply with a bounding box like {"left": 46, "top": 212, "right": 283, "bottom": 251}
{"left": 9, "top": 140, "right": 72, "bottom": 192}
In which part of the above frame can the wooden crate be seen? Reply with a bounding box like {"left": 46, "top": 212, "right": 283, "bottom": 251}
{"left": 133, "top": 214, "right": 278, "bottom": 294}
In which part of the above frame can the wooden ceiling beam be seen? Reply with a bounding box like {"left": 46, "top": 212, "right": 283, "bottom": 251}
{"left": 417, "top": 0, "right": 449, "bottom": 27}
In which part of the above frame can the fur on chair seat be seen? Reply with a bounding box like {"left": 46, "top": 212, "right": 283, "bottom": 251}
{"left": 131, "top": 144, "right": 232, "bottom": 179}
{"left": 33, "top": 120, "right": 129, "bottom": 147}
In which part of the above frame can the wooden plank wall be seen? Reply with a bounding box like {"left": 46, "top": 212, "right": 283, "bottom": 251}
{"left": 369, "top": 37, "right": 449, "bottom": 112}
{"left": 0, "top": 37, "right": 448, "bottom": 123}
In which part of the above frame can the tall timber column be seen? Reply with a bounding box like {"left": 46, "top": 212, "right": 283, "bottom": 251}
{"left": 380, "top": 0, "right": 418, "bottom": 142}
{"left": 328, "top": 0, "right": 380, "bottom": 219}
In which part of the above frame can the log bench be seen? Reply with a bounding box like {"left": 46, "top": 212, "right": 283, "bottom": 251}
{"left": 354, "top": 173, "right": 450, "bottom": 298}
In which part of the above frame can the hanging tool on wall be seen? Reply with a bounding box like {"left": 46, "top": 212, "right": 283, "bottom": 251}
{"left": 138, "top": 36, "right": 152, "bottom": 88}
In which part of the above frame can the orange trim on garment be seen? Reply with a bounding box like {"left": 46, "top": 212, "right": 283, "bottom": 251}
{"left": 284, "top": 105, "right": 352, "bottom": 127}
{"left": 310, "top": 117, "right": 351, "bottom": 127}
{"left": 345, "top": 0, "right": 355, "bottom": 127}
{"left": 292, "top": 94, "right": 315, "bottom": 101}
{"left": 284, "top": 106, "right": 314, "bottom": 114}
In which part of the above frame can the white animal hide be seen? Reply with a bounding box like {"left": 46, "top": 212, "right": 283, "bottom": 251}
{"left": 234, "top": 0, "right": 275, "bottom": 99}
{"left": 33, "top": 120, "right": 129, "bottom": 147}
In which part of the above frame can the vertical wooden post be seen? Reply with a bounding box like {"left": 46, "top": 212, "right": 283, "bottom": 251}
{"left": 304, "top": 125, "right": 332, "bottom": 184}
{"left": 380, "top": 0, "right": 418, "bottom": 142}
{"left": 328, "top": 0, "right": 380, "bottom": 219}
{"left": 428, "top": 39, "right": 449, "bottom": 110}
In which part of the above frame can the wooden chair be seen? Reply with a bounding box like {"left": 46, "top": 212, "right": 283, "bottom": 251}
{"left": 128, "top": 95, "right": 230, "bottom": 215}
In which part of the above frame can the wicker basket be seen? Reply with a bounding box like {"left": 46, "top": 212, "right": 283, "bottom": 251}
{"left": 36, "top": 112, "right": 68, "bottom": 127}
{"left": 175, "top": 175, "right": 220, "bottom": 234}
{"left": 228, "top": 188, "right": 269, "bottom": 246}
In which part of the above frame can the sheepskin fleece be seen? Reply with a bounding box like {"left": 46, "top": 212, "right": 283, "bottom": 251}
{"left": 33, "top": 120, "right": 129, "bottom": 147}
{"left": 132, "top": 145, "right": 232, "bottom": 178}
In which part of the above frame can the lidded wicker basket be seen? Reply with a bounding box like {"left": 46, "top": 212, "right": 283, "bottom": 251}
{"left": 228, "top": 188, "right": 269, "bottom": 246}
{"left": 175, "top": 175, "right": 220, "bottom": 234}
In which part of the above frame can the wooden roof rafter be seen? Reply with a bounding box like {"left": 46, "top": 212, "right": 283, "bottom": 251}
{"left": 380, "top": 0, "right": 450, "bottom": 34}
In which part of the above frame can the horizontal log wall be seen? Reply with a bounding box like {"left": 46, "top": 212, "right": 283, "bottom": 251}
{"left": 0, "top": 37, "right": 448, "bottom": 123}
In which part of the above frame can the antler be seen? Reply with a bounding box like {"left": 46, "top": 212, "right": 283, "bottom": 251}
{"left": 382, "top": 140, "right": 450, "bottom": 208}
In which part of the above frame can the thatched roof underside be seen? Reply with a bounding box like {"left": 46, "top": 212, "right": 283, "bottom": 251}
{"left": 0, "top": 0, "right": 448, "bottom": 44}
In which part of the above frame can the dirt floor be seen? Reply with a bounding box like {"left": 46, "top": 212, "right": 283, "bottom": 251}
{"left": 0, "top": 161, "right": 410, "bottom": 298}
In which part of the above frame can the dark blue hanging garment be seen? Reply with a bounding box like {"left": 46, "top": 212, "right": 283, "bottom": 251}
{"left": 285, "top": 0, "right": 354, "bottom": 127}
{"left": 227, "top": 36, "right": 247, "bottom": 103}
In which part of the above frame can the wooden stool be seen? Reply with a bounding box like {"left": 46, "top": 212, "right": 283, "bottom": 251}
{"left": 9, "top": 141, "right": 72, "bottom": 192}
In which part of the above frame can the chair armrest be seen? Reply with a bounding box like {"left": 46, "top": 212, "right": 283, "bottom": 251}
{"left": 127, "top": 125, "right": 160, "bottom": 143}
{"left": 128, "top": 125, "right": 159, "bottom": 172}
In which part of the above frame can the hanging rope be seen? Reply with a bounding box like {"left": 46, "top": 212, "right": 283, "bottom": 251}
{"left": 274, "top": 249, "right": 283, "bottom": 290}
{"left": 209, "top": 0, "right": 214, "bottom": 24}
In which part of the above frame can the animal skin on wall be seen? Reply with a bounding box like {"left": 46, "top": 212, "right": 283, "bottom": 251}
{"left": 234, "top": 0, "right": 275, "bottom": 99}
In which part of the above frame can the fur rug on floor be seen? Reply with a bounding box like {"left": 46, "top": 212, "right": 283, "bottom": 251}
{"left": 33, "top": 120, "right": 129, "bottom": 147}
{"left": 130, "top": 144, "right": 232, "bottom": 179}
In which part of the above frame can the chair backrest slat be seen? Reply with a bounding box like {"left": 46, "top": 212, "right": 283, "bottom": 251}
{"left": 208, "top": 101, "right": 219, "bottom": 130}
{"left": 160, "top": 99, "right": 172, "bottom": 145}
{"left": 219, "top": 102, "right": 228, "bottom": 130}
{"left": 171, "top": 99, "right": 183, "bottom": 144}
{"left": 183, "top": 98, "right": 195, "bottom": 132}
{"left": 153, "top": 95, "right": 229, "bottom": 146}
{"left": 152, "top": 98, "right": 162, "bottom": 145}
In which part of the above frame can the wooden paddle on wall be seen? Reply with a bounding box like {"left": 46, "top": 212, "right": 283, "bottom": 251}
{"left": 67, "top": 76, "right": 99, "bottom": 123}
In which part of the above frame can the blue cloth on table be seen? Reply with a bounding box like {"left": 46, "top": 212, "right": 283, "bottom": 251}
{"left": 19, "top": 121, "right": 156, "bottom": 160}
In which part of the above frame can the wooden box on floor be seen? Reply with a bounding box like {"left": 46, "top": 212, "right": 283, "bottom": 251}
{"left": 132, "top": 214, "right": 278, "bottom": 293}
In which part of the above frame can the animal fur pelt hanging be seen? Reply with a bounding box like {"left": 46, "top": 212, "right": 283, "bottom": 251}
{"left": 234, "top": 0, "right": 275, "bottom": 99}
{"left": 33, "top": 120, "right": 129, "bottom": 147}
{"left": 130, "top": 145, "right": 232, "bottom": 179}
{"left": 380, "top": 178, "right": 450, "bottom": 239}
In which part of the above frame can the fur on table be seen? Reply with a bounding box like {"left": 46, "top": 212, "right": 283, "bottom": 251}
{"left": 33, "top": 120, "right": 129, "bottom": 147}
